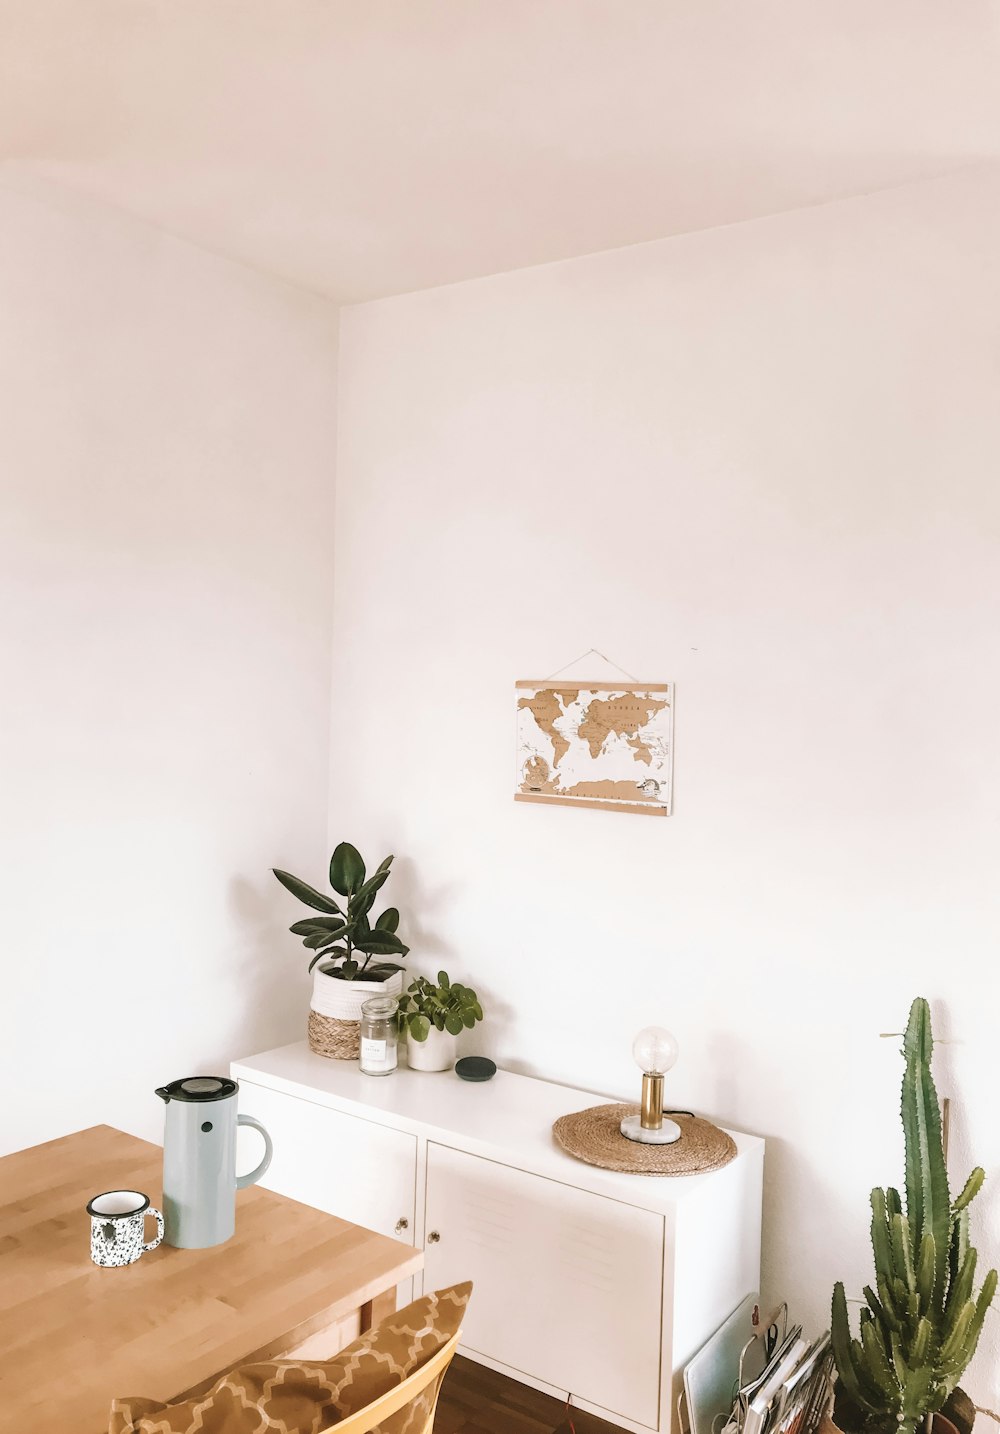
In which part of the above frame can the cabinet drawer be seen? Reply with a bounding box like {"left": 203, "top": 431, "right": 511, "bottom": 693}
{"left": 423, "top": 1142, "right": 663, "bottom": 1430}
{"left": 237, "top": 1082, "right": 417, "bottom": 1247}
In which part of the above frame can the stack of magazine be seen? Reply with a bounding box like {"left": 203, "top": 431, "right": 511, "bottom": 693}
{"left": 725, "top": 1325, "right": 835, "bottom": 1434}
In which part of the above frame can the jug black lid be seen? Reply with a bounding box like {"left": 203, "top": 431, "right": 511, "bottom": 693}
{"left": 156, "top": 1076, "right": 238, "bottom": 1103}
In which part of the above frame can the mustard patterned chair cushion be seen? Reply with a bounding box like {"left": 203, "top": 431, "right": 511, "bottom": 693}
{"left": 109, "top": 1282, "right": 471, "bottom": 1434}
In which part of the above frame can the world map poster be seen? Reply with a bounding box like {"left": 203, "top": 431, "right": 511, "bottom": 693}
{"left": 515, "top": 681, "right": 674, "bottom": 816}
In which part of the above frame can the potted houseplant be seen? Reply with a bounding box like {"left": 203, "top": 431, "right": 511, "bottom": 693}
{"left": 396, "top": 972, "right": 484, "bottom": 1072}
{"left": 830, "top": 997, "right": 996, "bottom": 1434}
{"left": 274, "top": 842, "right": 409, "bottom": 1061}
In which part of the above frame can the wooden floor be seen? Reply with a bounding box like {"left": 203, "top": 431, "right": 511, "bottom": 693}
{"left": 435, "top": 1355, "right": 626, "bottom": 1434}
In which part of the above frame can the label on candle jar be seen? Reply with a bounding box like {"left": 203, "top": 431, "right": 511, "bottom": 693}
{"left": 361, "top": 1038, "right": 387, "bottom": 1064}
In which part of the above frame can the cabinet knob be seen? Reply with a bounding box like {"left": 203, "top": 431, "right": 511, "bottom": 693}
{"left": 394, "top": 1217, "right": 409, "bottom": 1235}
{"left": 427, "top": 1230, "right": 441, "bottom": 1244}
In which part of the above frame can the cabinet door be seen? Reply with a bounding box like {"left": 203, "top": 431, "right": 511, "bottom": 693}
{"left": 237, "top": 1082, "right": 417, "bottom": 1251}
{"left": 424, "top": 1142, "right": 663, "bottom": 1430}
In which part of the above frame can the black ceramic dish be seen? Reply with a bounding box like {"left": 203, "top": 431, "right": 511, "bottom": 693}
{"left": 455, "top": 1056, "right": 497, "bottom": 1082}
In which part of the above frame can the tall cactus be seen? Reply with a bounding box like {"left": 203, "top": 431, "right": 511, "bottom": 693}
{"left": 831, "top": 998, "right": 997, "bottom": 1434}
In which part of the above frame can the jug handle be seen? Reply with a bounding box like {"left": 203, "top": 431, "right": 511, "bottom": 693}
{"left": 235, "top": 1114, "right": 274, "bottom": 1189}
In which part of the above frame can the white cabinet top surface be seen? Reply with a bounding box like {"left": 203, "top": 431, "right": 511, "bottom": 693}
{"left": 233, "top": 1041, "right": 763, "bottom": 1213}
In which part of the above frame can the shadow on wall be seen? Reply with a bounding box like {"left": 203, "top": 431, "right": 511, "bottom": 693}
{"left": 754, "top": 1134, "right": 856, "bottom": 1320}
{"left": 702, "top": 1028, "right": 746, "bottom": 1121}
{"left": 385, "top": 854, "right": 461, "bottom": 967}
{"left": 228, "top": 875, "right": 308, "bottom": 1059}
{"left": 385, "top": 856, "right": 514, "bottom": 1061}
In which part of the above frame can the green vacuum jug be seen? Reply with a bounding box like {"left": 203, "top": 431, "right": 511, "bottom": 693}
{"left": 155, "top": 1076, "right": 273, "bottom": 1248}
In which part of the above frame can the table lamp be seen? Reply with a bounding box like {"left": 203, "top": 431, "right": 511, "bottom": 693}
{"left": 620, "top": 1025, "right": 681, "bottom": 1144}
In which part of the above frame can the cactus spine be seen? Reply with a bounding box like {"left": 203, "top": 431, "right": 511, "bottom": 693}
{"left": 831, "top": 998, "right": 997, "bottom": 1434}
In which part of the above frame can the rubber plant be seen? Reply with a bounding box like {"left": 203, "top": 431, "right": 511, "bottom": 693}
{"left": 831, "top": 997, "right": 996, "bottom": 1434}
{"left": 396, "top": 972, "right": 484, "bottom": 1042}
{"left": 273, "top": 842, "right": 409, "bottom": 981}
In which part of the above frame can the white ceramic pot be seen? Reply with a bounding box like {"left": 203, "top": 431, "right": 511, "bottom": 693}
{"left": 406, "top": 1025, "right": 457, "bottom": 1072}
{"left": 310, "top": 966, "right": 403, "bottom": 1022}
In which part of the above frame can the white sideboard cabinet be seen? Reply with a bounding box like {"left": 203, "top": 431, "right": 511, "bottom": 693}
{"left": 232, "top": 1042, "right": 764, "bottom": 1434}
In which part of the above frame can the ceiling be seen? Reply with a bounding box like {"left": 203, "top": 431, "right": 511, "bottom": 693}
{"left": 2, "top": 1, "right": 1000, "bottom": 303}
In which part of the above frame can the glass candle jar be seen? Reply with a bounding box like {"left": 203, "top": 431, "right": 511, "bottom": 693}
{"left": 359, "top": 995, "right": 399, "bottom": 1076}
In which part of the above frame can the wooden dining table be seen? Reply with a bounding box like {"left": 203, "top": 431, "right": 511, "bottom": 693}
{"left": 0, "top": 1124, "right": 424, "bottom": 1434}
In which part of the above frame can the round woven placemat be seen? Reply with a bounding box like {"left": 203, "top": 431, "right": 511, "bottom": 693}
{"left": 308, "top": 1010, "right": 360, "bottom": 1060}
{"left": 552, "top": 1104, "right": 737, "bottom": 1176}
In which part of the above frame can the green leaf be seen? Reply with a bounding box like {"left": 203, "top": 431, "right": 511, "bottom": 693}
{"left": 365, "top": 961, "right": 406, "bottom": 979}
{"left": 952, "top": 1168, "right": 985, "bottom": 1214}
{"left": 871, "top": 1188, "right": 894, "bottom": 1286}
{"left": 964, "top": 1267, "right": 999, "bottom": 1365}
{"left": 303, "top": 927, "right": 348, "bottom": 949}
{"left": 461, "top": 1010, "right": 476, "bottom": 1029}
{"left": 890, "top": 1212, "right": 916, "bottom": 1293}
{"left": 888, "top": 1330, "right": 906, "bottom": 1383}
{"left": 901, "top": 997, "right": 950, "bottom": 1296}
{"left": 290, "top": 917, "right": 345, "bottom": 936}
{"left": 352, "top": 934, "right": 404, "bottom": 957}
{"left": 909, "top": 1316, "right": 932, "bottom": 1367}
{"left": 916, "top": 1231, "right": 936, "bottom": 1314}
{"left": 898, "top": 1365, "right": 935, "bottom": 1427}
{"left": 375, "top": 907, "right": 400, "bottom": 933}
{"left": 438, "top": 971, "right": 450, "bottom": 990}
{"left": 831, "top": 1283, "right": 882, "bottom": 1416}
{"left": 950, "top": 1208, "right": 970, "bottom": 1291}
{"left": 876, "top": 1272, "right": 903, "bottom": 1326}
{"left": 445, "top": 1014, "right": 464, "bottom": 1036}
{"left": 353, "top": 932, "right": 408, "bottom": 956}
{"left": 330, "top": 843, "right": 366, "bottom": 896}
{"left": 860, "top": 1317, "right": 900, "bottom": 1400}
{"left": 939, "top": 1302, "right": 973, "bottom": 1366}
{"left": 309, "top": 947, "right": 345, "bottom": 972}
{"left": 945, "top": 1249, "right": 977, "bottom": 1323}
{"left": 354, "top": 868, "right": 390, "bottom": 906}
{"left": 864, "top": 1285, "right": 899, "bottom": 1334}
{"left": 350, "top": 887, "right": 379, "bottom": 924}
{"left": 409, "top": 1014, "right": 430, "bottom": 1042}
{"left": 273, "top": 869, "right": 341, "bottom": 914}
{"left": 340, "top": 959, "right": 360, "bottom": 978}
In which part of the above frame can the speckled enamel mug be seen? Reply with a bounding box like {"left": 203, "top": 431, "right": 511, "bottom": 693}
{"left": 88, "top": 1189, "right": 164, "bottom": 1268}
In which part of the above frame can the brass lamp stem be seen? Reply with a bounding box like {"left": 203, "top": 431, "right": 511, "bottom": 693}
{"left": 640, "top": 1072, "right": 664, "bottom": 1130}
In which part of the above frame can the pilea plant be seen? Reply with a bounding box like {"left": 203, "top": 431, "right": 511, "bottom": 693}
{"left": 273, "top": 842, "right": 409, "bottom": 982}
{"left": 831, "top": 997, "right": 996, "bottom": 1434}
{"left": 396, "top": 972, "right": 483, "bottom": 1042}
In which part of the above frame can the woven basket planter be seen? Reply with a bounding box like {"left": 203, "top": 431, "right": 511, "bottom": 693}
{"left": 307, "top": 967, "right": 403, "bottom": 1062}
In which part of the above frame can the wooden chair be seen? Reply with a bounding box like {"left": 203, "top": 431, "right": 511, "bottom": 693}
{"left": 326, "top": 1329, "right": 462, "bottom": 1434}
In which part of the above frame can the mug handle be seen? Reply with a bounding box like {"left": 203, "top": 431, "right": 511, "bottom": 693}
{"left": 144, "top": 1207, "right": 165, "bottom": 1252}
{"left": 236, "top": 1114, "right": 273, "bottom": 1189}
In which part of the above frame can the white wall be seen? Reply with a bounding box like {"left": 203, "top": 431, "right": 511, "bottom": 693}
{"left": 0, "top": 179, "right": 338, "bottom": 1155}
{"left": 330, "top": 164, "right": 1000, "bottom": 1404}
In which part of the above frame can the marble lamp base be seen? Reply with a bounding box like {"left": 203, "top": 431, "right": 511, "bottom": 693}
{"left": 620, "top": 1113, "right": 682, "bottom": 1145}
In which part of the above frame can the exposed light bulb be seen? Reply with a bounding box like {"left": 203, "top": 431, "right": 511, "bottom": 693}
{"left": 632, "top": 1026, "right": 679, "bottom": 1076}
{"left": 620, "top": 1025, "right": 682, "bottom": 1145}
